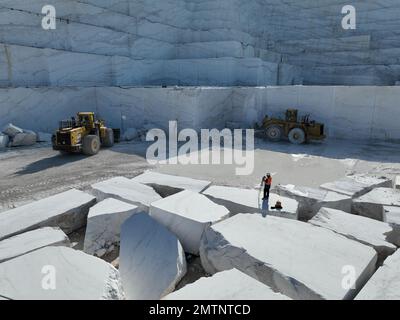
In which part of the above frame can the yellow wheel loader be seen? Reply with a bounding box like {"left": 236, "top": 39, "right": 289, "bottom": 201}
{"left": 259, "top": 109, "right": 326, "bottom": 144}
{"left": 52, "top": 112, "right": 115, "bottom": 155}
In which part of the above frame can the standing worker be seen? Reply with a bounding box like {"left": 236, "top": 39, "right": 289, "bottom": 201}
{"left": 261, "top": 173, "right": 272, "bottom": 200}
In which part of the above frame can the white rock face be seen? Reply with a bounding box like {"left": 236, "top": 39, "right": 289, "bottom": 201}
{"left": 122, "top": 128, "right": 138, "bottom": 141}
{"left": 276, "top": 184, "right": 352, "bottom": 221}
{"left": 200, "top": 214, "right": 377, "bottom": 300}
{"left": 0, "top": 227, "right": 70, "bottom": 263}
{"left": 9, "top": 131, "right": 37, "bottom": 147}
{"left": 0, "top": 246, "right": 125, "bottom": 300}
{"left": 0, "top": 133, "right": 9, "bottom": 149}
{"left": 383, "top": 206, "right": 400, "bottom": 229}
{"left": 164, "top": 269, "right": 291, "bottom": 300}
{"left": 132, "top": 171, "right": 211, "bottom": 197}
{"left": 394, "top": 176, "right": 400, "bottom": 190}
{"left": 91, "top": 177, "right": 161, "bottom": 212}
{"left": 310, "top": 208, "right": 399, "bottom": 263}
{"left": 119, "top": 213, "right": 186, "bottom": 300}
{"left": 149, "top": 190, "right": 229, "bottom": 255}
{"left": 2, "top": 86, "right": 400, "bottom": 143}
{"left": 84, "top": 198, "right": 140, "bottom": 257}
{"left": 352, "top": 188, "right": 400, "bottom": 221}
{"left": 36, "top": 132, "right": 53, "bottom": 142}
{"left": 356, "top": 250, "right": 400, "bottom": 300}
{"left": 320, "top": 174, "right": 392, "bottom": 198}
{"left": 0, "top": 189, "right": 96, "bottom": 241}
{"left": 203, "top": 185, "right": 299, "bottom": 220}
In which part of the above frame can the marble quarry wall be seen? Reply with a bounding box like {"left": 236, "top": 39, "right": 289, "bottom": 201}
{"left": 1, "top": 0, "right": 400, "bottom": 86}
{"left": 1, "top": 0, "right": 400, "bottom": 142}
{"left": 1, "top": 86, "right": 399, "bottom": 142}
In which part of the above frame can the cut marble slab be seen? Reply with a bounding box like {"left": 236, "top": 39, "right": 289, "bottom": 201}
{"left": 356, "top": 250, "right": 400, "bottom": 300}
{"left": 0, "top": 227, "right": 70, "bottom": 263}
{"left": 0, "top": 133, "right": 9, "bottom": 149}
{"left": 203, "top": 185, "right": 299, "bottom": 220}
{"left": 352, "top": 188, "right": 400, "bottom": 221}
{"left": 200, "top": 214, "right": 377, "bottom": 300}
{"left": 164, "top": 269, "right": 291, "bottom": 300}
{"left": 0, "top": 246, "right": 124, "bottom": 300}
{"left": 276, "top": 184, "right": 352, "bottom": 221}
{"left": 0, "top": 189, "right": 96, "bottom": 241}
{"left": 132, "top": 171, "right": 211, "bottom": 197}
{"left": 320, "top": 174, "right": 392, "bottom": 198}
{"left": 91, "top": 177, "right": 161, "bottom": 212}
{"left": 2, "top": 123, "right": 23, "bottom": 137}
{"left": 83, "top": 198, "right": 140, "bottom": 257}
{"left": 310, "top": 207, "right": 399, "bottom": 263}
{"left": 394, "top": 176, "right": 400, "bottom": 190}
{"left": 9, "top": 131, "right": 37, "bottom": 147}
{"left": 383, "top": 206, "right": 400, "bottom": 229}
{"left": 149, "top": 190, "right": 229, "bottom": 255}
{"left": 119, "top": 213, "right": 186, "bottom": 300}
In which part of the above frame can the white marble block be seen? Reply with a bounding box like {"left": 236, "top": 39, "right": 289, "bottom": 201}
{"left": 0, "top": 133, "right": 9, "bottom": 149}
{"left": 0, "top": 227, "right": 70, "bottom": 263}
{"left": 9, "top": 131, "right": 37, "bottom": 147}
{"left": 119, "top": 213, "right": 186, "bottom": 300}
{"left": 164, "top": 269, "right": 291, "bottom": 300}
{"left": 310, "top": 208, "right": 399, "bottom": 263}
{"left": 202, "top": 185, "right": 299, "bottom": 220}
{"left": 2, "top": 123, "right": 24, "bottom": 137}
{"left": 0, "top": 247, "right": 125, "bottom": 300}
{"left": 149, "top": 190, "right": 229, "bottom": 255}
{"left": 356, "top": 250, "right": 400, "bottom": 300}
{"left": 91, "top": 177, "right": 161, "bottom": 212}
{"left": 83, "top": 198, "right": 140, "bottom": 257}
{"left": 276, "top": 184, "right": 352, "bottom": 221}
{"left": 352, "top": 188, "right": 400, "bottom": 221}
{"left": 200, "top": 214, "right": 377, "bottom": 300}
{"left": 320, "top": 174, "right": 392, "bottom": 198}
{"left": 132, "top": 171, "right": 211, "bottom": 197}
{"left": 0, "top": 189, "right": 96, "bottom": 241}
{"left": 383, "top": 206, "right": 400, "bottom": 229}
{"left": 394, "top": 176, "right": 400, "bottom": 190}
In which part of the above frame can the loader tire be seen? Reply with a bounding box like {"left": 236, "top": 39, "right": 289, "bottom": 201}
{"left": 82, "top": 135, "right": 101, "bottom": 155}
{"left": 103, "top": 128, "right": 114, "bottom": 148}
{"left": 265, "top": 125, "right": 283, "bottom": 142}
{"left": 288, "top": 128, "right": 306, "bottom": 144}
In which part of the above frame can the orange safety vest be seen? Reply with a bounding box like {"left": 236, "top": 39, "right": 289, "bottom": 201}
{"left": 265, "top": 177, "right": 272, "bottom": 186}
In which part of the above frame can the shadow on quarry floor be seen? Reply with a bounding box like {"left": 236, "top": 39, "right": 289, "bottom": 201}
{"left": 15, "top": 153, "right": 87, "bottom": 175}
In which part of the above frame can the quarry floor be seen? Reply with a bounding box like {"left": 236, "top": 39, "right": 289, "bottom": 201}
{"left": 1, "top": 138, "right": 399, "bottom": 290}
{"left": 1, "top": 138, "right": 399, "bottom": 213}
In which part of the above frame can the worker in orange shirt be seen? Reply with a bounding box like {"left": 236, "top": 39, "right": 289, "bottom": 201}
{"left": 261, "top": 173, "right": 272, "bottom": 200}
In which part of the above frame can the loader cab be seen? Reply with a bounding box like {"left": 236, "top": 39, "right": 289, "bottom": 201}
{"left": 285, "top": 109, "right": 298, "bottom": 122}
{"left": 77, "top": 112, "right": 95, "bottom": 130}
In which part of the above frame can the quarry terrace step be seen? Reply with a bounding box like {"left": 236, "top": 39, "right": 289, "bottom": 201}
{"left": 0, "top": 9, "right": 283, "bottom": 62}
{"left": 0, "top": 43, "right": 299, "bottom": 87}
{"left": 283, "top": 47, "right": 400, "bottom": 67}
{"left": 1, "top": 86, "right": 400, "bottom": 142}
{"left": 270, "top": 35, "right": 372, "bottom": 54}
{"left": 302, "top": 65, "right": 400, "bottom": 86}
